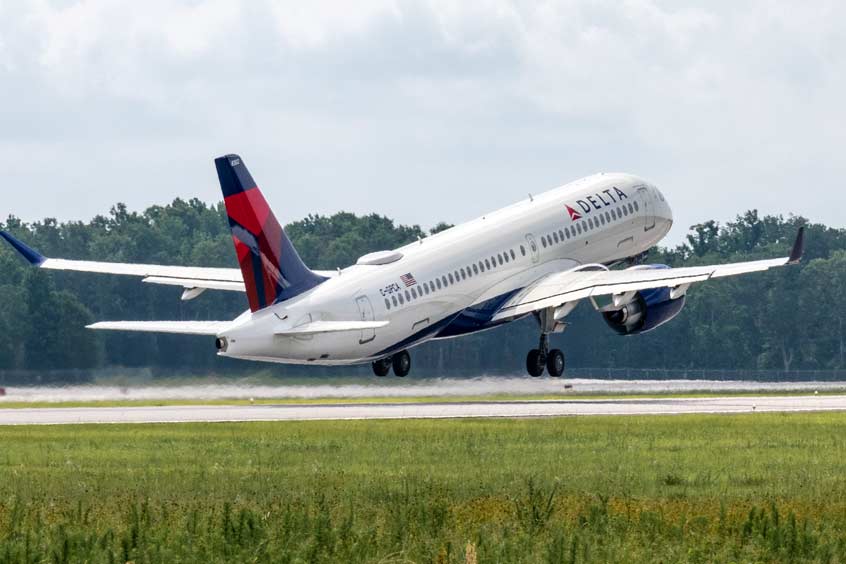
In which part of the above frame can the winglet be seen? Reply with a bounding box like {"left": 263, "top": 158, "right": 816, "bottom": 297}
{"left": 0, "top": 231, "right": 46, "bottom": 266}
{"left": 788, "top": 226, "right": 805, "bottom": 264}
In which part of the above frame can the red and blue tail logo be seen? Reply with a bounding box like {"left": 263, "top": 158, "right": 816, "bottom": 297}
{"left": 215, "top": 154, "right": 326, "bottom": 312}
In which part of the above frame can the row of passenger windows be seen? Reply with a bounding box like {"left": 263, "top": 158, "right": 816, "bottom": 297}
{"left": 383, "top": 245, "right": 527, "bottom": 310}
{"left": 540, "top": 200, "right": 639, "bottom": 249}
{"left": 383, "top": 199, "right": 641, "bottom": 310}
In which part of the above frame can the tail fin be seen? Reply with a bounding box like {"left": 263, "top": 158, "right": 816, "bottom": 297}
{"left": 215, "top": 154, "right": 326, "bottom": 312}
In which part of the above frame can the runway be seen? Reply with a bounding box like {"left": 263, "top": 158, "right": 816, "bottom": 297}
{"left": 2, "top": 395, "right": 846, "bottom": 425}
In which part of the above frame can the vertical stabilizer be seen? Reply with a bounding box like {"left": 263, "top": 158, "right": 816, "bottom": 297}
{"left": 215, "top": 154, "right": 326, "bottom": 312}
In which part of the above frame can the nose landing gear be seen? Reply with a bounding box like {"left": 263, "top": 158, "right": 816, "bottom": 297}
{"left": 371, "top": 350, "right": 412, "bottom": 377}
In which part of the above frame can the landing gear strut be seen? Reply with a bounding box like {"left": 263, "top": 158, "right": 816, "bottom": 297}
{"left": 526, "top": 308, "right": 566, "bottom": 378}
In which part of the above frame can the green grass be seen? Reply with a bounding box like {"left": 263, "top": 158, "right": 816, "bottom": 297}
{"left": 2, "top": 414, "right": 846, "bottom": 562}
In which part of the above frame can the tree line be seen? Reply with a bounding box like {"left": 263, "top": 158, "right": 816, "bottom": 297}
{"left": 0, "top": 200, "right": 844, "bottom": 377}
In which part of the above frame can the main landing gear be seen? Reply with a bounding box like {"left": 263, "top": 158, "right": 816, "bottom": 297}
{"left": 526, "top": 307, "right": 566, "bottom": 378}
{"left": 372, "top": 350, "right": 411, "bottom": 377}
{"left": 526, "top": 333, "right": 565, "bottom": 377}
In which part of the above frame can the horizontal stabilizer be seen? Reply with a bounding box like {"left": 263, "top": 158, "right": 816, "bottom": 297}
{"left": 142, "top": 276, "right": 246, "bottom": 292}
{"left": 87, "top": 321, "right": 229, "bottom": 335}
{"left": 275, "top": 320, "right": 389, "bottom": 336}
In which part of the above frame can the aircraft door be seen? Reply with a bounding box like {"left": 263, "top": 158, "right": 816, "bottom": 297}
{"left": 525, "top": 234, "right": 540, "bottom": 264}
{"left": 354, "top": 295, "right": 376, "bottom": 344}
{"left": 638, "top": 187, "right": 656, "bottom": 231}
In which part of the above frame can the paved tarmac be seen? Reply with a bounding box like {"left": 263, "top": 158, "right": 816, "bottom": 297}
{"left": 1, "top": 395, "right": 846, "bottom": 425}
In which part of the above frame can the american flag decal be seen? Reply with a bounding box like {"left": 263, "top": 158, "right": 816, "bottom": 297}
{"left": 400, "top": 273, "right": 417, "bottom": 287}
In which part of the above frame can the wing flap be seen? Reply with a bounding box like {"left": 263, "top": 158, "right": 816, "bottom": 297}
{"left": 87, "top": 321, "right": 229, "bottom": 335}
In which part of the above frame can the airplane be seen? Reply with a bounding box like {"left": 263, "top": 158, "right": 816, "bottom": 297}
{"left": 0, "top": 154, "right": 804, "bottom": 377}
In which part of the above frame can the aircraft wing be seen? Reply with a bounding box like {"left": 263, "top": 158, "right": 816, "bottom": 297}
{"left": 87, "top": 321, "right": 230, "bottom": 335}
{"left": 0, "top": 230, "right": 336, "bottom": 299}
{"left": 492, "top": 227, "right": 804, "bottom": 321}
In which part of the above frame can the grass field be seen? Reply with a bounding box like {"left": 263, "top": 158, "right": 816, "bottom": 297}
{"left": 2, "top": 414, "right": 846, "bottom": 563}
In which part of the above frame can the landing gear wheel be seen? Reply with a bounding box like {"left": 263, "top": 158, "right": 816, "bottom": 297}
{"left": 546, "top": 349, "right": 565, "bottom": 377}
{"left": 392, "top": 350, "right": 411, "bottom": 377}
{"left": 526, "top": 349, "right": 545, "bottom": 377}
{"left": 372, "top": 358, "right": 392, "bottom": 377}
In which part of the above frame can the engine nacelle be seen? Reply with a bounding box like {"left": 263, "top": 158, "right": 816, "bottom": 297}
{"left": 602, "top": 265, "right": 686, "bottom": 335}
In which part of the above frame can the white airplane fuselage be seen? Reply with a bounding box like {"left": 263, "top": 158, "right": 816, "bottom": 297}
{"left": 218, "top": 173, "right": 673, "bottom": 365}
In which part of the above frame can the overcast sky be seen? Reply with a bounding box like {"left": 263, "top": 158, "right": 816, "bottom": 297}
{"left": 1, "top": 1, "right": 843, "bottom": 245}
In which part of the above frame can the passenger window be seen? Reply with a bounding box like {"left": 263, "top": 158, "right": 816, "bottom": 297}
{"left": 405, "top": 290, "right": 411, "bottom": 302}
{"left": 553, "top": 231, "right": 559, "bottom": 244}
{"left": 460, "top": 267, "right": 466, "bottom": 279}
{"left": 490, "top": 256, "right": 496, "bottom": 266}
{"left": 605, "top": 211, "right": 611, "bottom": 222}
{"left": 442, "top": 275, "right": 448, "bottom": 287}
{"left": 385, "top": 298, "right": 391, "bottom": 310}
{"left": 447, "top": 273, "right": 453, "bottom": 285}
{"left": 424, "top": 284, "right": 430, "bottom": 295}
{"left": 430, "top": 281, "right": 436, "bottom": 293}
{"left": 541, "top": 237, "right": 547, "bottom": 248}
{"left": 558, "top": 230, "right": 564, "bottom": 241}
{"left": 436, "top": 278, "right": 442, "bottom": 290}
{"left": 628, "top": 203, "right": 635, "bottom": 214}
{"left": 634, "top": 201, "right": 639, "bottom": 211}
{"left": 485, "top": 259, "right": 491, "bottom": 269}
{"left": 577, "top": 223, "right": 582, "bottom": 234}
{"left": 520, "top": 245, "right": 526, "bottom": 256}
{"left": 398, "top": 293, "right": 405, "bottom": 305}
{"left": 510, "top": 249, "right": 516, "bottom": 260}
{"left": 392, "top": 295, "right": 398, "bottom": 307}
{"left": 411, "top": 287, "right": 416, "bottom": 299}
{"left": 473, "top": 263, "right": 479, "bottom": 275}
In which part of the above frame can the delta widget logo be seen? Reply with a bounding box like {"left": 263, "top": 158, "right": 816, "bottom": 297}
{"left": 565, "top": 205, "right": 582, "bottom": 221}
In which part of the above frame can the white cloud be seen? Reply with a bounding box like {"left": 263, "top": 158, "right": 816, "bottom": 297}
{"left": 0, "top": 0, "right": 844, "bottom": 242}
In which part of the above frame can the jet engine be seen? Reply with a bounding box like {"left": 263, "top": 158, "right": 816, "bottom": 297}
{"left": 601, "top": 265, "right": 686, "bottom": 335}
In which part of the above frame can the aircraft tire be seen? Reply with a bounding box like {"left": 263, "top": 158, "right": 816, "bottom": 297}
{"left": 372, "top": 358, "right": 392, "bottom": 377}
{"left": 526, "top": 349, "right": 545, "bottom": 377}
{"left": 546, "top": 349, "right": 565, "bottom": 377}
{"left": 392, "top": 350, "right": 411, "bottom": 377}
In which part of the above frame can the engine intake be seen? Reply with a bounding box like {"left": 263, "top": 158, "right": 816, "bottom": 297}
{"left": 602, "top": 265, "right": 686, "bottom": 335}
